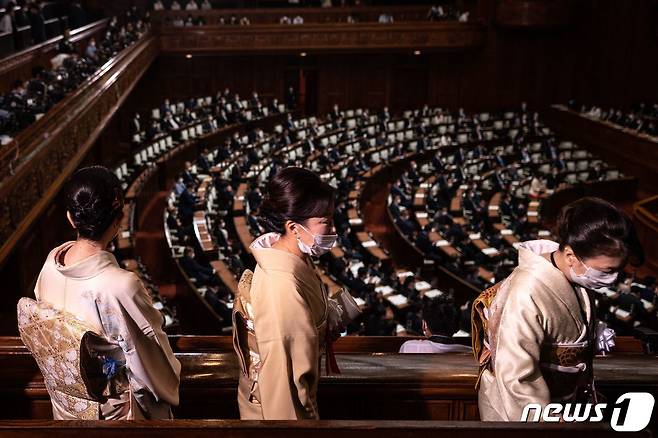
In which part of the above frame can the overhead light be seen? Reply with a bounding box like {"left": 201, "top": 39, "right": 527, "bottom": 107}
{"left": 300, "top": 52, "right": 307, "bottom": 57}
{"left": 414, "top": 50, "right": 421, "bottom": 55}
{"left": 185, "top": 54, "right": 192, "bottom": 59}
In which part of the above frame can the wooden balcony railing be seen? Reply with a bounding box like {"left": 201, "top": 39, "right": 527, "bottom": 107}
{"left": 0, "top": 18, "right": 110, "bottom": 93}
{"left": 0, "top": 33, "right": 159, "bottom": 266}
{"left": 157, "top": 21, "right": 486, "bottom": 54}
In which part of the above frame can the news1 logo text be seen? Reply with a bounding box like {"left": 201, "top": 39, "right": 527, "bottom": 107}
{"left": 521, "top": 392, "right": 655, "bottom": 431}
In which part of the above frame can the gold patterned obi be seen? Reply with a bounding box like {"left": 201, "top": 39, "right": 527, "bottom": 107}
{"left": 472, "top": 282, "right": 593, "bottom": 402}
{"left": 17, "top": 297, "right": 127, "bottom": 419}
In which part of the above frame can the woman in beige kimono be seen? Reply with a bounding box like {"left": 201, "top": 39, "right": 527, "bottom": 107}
{"left": 32, "top": 166, "right": 181, "bottom": 419}
{"left": 233, "top": 167, "right": 350, "bottom": 420}
{"left": 474, "top": 197, "right": 643, "bottom": 421}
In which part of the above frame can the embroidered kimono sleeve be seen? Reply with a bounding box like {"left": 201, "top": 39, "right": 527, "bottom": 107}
{"left": 254, "top": 274, "right": 319, "bottom": 419}
{"left": 98, "top": 272, "right": 181, "bottom": 413}
{"left": 493, "top": 280, "right": 550, "bottom": 420}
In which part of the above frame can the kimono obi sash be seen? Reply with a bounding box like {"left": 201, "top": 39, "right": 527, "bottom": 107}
{"left": 471, "top": 281, "right": 593, "bottom": 401}
{"left": 232, "top": 270, "right": 262, "bottom": 384}
{"left": 232, "top": 269, "right": 338, "bottom": 390}
{"left": 17, "top": 297, "right": 127, "bottom": 419}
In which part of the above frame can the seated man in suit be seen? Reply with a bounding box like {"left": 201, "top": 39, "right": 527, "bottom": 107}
{"left": 182, "top": 161, "right": 198, "bottom": 186}
{"left": 399, "top": 296, "right": 473, "bottom": 353}
{"left": 396, "top": 210, "right": 418, "bottom": 236}
{"left": 197, "top": 148, "right": 212, "bottom": 174}
{"left": 178, "top": 182, "right": 198, "bottom": 226}
{"left": 180, "top": 246, "right": 220, "bottom": 288}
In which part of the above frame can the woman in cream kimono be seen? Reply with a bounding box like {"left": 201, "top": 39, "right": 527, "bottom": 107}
{"left": 474, "top": 197, "right": 643, "bottom": 421}
{"left": 31, "top": 166, "right": 181, "bottom": 419}
{"left": 233, "top": 167, "right": 358, "bottom": 420}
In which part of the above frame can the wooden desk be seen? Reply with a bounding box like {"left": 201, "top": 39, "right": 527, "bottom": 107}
{"left": 428, "top": 231, "right": 460, "bottom": 258}
{"left": 488, "top": 192, "right": 501, "bottom": 219}
{"left": 450, "top": 188, "right": 464, "bottom": 214}
{"left": 1, "top": 348, "right": 657, "bottom": 424}
{"left": 233, "top": 183, "right": 248, "bottom": 213}
{"left": 234, "top": 216, "right": 253, "bottom": 254}
{"left": 478, "top": 267, "right": 494, "bottom": 283}
{"left": 209, "top": 260, "right": 238, "bottom": 294}
{"left": 193, "top": 211, "right": 216, "bottom": 254}
{"left": 356, "top": 231, "right": 389, "bottom": 261}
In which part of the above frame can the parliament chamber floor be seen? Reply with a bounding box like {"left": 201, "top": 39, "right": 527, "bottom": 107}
{"left": 0, "top": 0, "right": 657, "bottom": 435}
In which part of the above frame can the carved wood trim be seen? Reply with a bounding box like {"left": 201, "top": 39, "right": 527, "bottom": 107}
{"left": 157, "top": 22, "right": 486, "bottom": 53}
{"left": 151, "top": 5, "right": 432, "bottom": 26}
{"left": 0, "top": 35, "right": 159, "bottom": 266}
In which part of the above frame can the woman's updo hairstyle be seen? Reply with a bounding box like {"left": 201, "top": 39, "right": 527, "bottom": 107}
{"left": 555, "top": 197, "right": 644, "bottom": 266}
{"left": 64, "top": 166, "right": 124, "bottom": 241}
{"left": 259, "top": 167, "right": 335, "bottom": 234}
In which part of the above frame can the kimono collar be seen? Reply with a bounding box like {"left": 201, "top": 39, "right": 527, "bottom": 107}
{"left": 52, "top": 241, "right": 119, "bottom": 280}
{"left": 517, "top": 239, "right": 570, "bottom": 288}
{"left": 250, "top": 233, "right": 321, "bottom": 291}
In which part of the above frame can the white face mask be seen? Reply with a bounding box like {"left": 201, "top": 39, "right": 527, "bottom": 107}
{"left": 569, "top": 258, "right": 618, "bottom": 289}
{"left": 295, "top": 223, "right": 337, "bottom": 257}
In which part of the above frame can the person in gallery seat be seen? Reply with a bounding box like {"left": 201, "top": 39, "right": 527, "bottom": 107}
{"left": 25, "top": 166, "right": 180, "bottom": 419}
{"left": 232, "top": 167, "right": 359, "bottom": 420}
{"left": 473, "top": 197, "right": 643, "bottom": 421}
{"left": 400, "top": 296, "right": 473, "bottom": 354}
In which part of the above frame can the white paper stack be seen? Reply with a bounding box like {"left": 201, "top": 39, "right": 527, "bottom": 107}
{"left": 424, "top": 289, "right": 444, "bottom": 299}
{"left": 375, "top": 285, "right": 394, "bottom": 296}
{"left": 388, "top": 294, "right": 409, "bottom": 307}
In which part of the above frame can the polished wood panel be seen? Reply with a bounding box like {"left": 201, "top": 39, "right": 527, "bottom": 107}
{"left": 0, "top": 334, "right": 644, "bottom": 354}
{"left": 0, "top": 347, "right": 656, "bottom": 421}
{"left": 495, "top": 0, "right": 575, "bottom": 29}
{"left": 634, "top": 195, "right": 658, "bottom": 273}
{"left": 157, "top": 22, "right": 486, "bottom": 54}
{"left": 0, "top": 420, "right": 648, "bottom": 438}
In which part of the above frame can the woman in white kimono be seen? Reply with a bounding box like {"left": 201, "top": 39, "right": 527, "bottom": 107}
{"left": 232, "top": 167, "right": 357, "bottom": 420}
{"left": 474, "top": 197, "right": 643, "bottom": 421}
{"left": 31, "top": 166, "right": 181, "bottom": 419}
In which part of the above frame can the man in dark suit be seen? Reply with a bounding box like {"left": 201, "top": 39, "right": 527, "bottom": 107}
{"left": 182, "top": 161, "right": 197, "bottom": 186}
{"left": 178, "top": 183, "right": 198, "bottom": 225}
{"left": 396, "top": 211, "right": 418, "bottom": 236}
{"left": 197, "top": 149, "right": 212, "bottom": 174}
{"left": 180, "top": 247, "right": 219, "bottom": 288}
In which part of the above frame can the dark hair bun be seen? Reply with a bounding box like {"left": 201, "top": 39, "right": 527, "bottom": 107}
{"left": 258, "top": 167, "right": 335, "bottom": 234}
{"left": 65, "top": 166, "right": 124, "bottom": 241}
{"left": 555, "top": 197, "right": 644, "bottom": 265}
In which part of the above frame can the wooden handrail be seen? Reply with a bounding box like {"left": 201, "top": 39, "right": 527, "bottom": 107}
{"left": 0, "top": 33, "right": 159, "bottom": 267}
{"left": 0, "top": 420, "right": 649, "bottom": 437}
{"left": 151, "top": 5, "right": 436, "bottom": 25}
{"left": 634, "top": 195, "right": 658, "bottom": 234}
